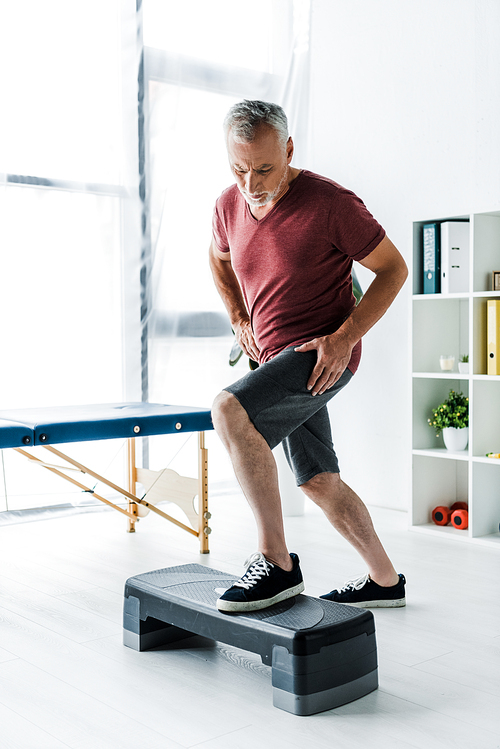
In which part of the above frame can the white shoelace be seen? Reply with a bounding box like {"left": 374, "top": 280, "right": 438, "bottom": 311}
{"left": 233, "top": 552, "right": 274, "bottom": 590}
{"left": 339, "top": 573, "right": 370, "bottom": 593}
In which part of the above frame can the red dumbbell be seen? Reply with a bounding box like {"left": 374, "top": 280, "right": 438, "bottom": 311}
{"left": 451, "top": 509, "right": 468, "bottom": 530}
{"left": 432, "top": 506, "right": 451, "bottom": 525}
{"left": 450, "top": 502, "right": 468, "bottom": 512}
{"left": 432, "top": 502, "right": 468, "bottom": 527}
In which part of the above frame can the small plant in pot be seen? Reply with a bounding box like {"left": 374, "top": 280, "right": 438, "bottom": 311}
{"left": 458, "top": 354, "right": 469, "bottom": 374}
{"left": 428, "top": 389, "right": 469, "bottom": 451}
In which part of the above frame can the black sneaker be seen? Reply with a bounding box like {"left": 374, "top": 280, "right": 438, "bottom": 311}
{"left": 216, "top": 552, "right": 304, "bottom": 613}
{"left": 320, "top": 573, "right": 406, "bottom": 608}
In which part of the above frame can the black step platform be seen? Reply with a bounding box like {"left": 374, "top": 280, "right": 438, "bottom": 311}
{"left": 123, "top": 564, "right": 378, "bottom": 715}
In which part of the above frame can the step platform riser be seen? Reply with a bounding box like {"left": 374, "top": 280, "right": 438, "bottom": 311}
{"left": 123, "top": 564, "right": 378, "bottom": 715}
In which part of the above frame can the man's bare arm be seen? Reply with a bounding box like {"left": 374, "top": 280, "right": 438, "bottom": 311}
{"left": 295, "top": 235, "right": 408, "bottom": 395}
{"left": 209, "top": 239, "right": 261, "bottom": 361}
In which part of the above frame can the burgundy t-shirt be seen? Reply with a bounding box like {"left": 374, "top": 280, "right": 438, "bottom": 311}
{"left": 212, "top": 170, "right": 385, "bottom": 372}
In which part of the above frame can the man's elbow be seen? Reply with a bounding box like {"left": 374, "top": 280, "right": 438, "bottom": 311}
{"left": 396, "top": 253, "right": 409, "bottom": 286}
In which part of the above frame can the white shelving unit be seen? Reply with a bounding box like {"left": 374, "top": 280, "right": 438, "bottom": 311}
{"left": 411, "top": 210, "right": 500, "bottom": 547}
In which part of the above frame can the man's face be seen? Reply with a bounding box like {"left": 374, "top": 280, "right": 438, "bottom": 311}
{"left": 227, "top": 124, "right": 293, "bottom": 208}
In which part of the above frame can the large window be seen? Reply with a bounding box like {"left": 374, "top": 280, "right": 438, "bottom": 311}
{"left": 0, "top": 0, "right": 298, "bottom": 512}
{"left": 0, "top": 0, "right": 139, "bottom": 513}
{"left": 143, "top": 0, "right": 276, "bottom": 71}
{"left": 0, "top": 1, "right": 123, "bottom": 184}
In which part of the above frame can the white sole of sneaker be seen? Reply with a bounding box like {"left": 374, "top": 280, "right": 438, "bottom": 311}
{"left": 342, "top": 597, "right": 406, "bottom": 609}
{"left": 216, "top": 581, "right": 305, "bottom": 613}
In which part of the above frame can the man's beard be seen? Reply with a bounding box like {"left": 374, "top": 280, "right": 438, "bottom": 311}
{"left": 240, "top": 165, "right": 289, "bottom": 208}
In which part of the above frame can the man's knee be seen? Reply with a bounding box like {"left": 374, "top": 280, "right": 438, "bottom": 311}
{"left": 300, "top": 471, "right": 340, "bottom": 502}
{"left": 211, "top": 390, "right": 248, "bottom": 436}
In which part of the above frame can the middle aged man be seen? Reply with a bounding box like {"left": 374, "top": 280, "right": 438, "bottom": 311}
{"left": 209, "top": 100, "right": 408, "bottom": 614}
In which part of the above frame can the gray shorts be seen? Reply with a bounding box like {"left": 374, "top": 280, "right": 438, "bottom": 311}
{"left": 224, "top": 346, "right": 353, "bottom": 486}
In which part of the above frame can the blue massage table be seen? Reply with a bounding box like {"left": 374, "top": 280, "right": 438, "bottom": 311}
{"left": 0, "top": 403, "right": 214, "bottom": 553}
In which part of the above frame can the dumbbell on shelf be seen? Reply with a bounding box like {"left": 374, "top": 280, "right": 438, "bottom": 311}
{"left": 431, "top": 502, "right": 468, "bottom": 530}
{"left": 451, "top": 509, "right": 468, "bottom": 529}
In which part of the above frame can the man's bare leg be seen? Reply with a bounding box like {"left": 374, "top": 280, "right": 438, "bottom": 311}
{"left": 212, "top": 390, "right": 293, "bottom": 571}
{"left": 212, "top": 391, "right": 398, "bottom": 585}
{"left": 300, "top": 472, "right": 399, "bottom": 587}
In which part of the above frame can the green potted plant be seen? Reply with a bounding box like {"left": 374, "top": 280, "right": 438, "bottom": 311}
{"left": 458, "top": 354, "right": 469, "bottom": 375}
{"left": 428, "top": 389, "right": 469, "bottom": 451}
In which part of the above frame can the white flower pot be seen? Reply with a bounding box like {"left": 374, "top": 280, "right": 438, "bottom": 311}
{"left": 442, "top": 427, "right": 468, "bottom": 451}
{"left": 458, "top": 362, "right": 469, "bottom": 374}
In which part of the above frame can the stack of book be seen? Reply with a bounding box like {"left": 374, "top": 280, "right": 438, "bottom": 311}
{"left": 422, "top": 221, "right": 469, "bottom": 294}
{"left": 487, "top": 299, "right": 500, "bottom": 375}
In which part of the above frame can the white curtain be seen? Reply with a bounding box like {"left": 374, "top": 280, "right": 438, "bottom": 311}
{"left": 141, "top": 0, "right": 312, "bottom": 488}
{"left": 279, "top": 0, "right": 312, "bottom": 168}
{"left": 0, "top": 0, "right": 142, "bottom": 513}
{"left": 143, "top": 0, "right": 312, "bottom": 404}
{"left": 0, "top": 0, "right": 313, "bottom": 511}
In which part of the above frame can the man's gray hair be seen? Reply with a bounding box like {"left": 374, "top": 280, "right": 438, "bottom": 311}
{"left": 223, "top": 100, "right": 289, "bottom": 147}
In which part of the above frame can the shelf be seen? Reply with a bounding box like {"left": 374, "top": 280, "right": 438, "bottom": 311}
{"left": 411, "top": 210, "right": 500, "bottom": 550}
{"left": 472, "top": 374, "right": 500, "bottom": 382}
{"left": 409, "top": 523, "right": 470, "bottom": 541}
{"left": 409, "top": 524, "right": 500, "bottom": 548}
{"left": 413, "top": 291, "right": 500, "bottom": 300}
{"left": 474, "top": 532, "right": 500, "bottom": 546}
{"left": 412, "top": 448, "right": 469, "bottom": 461}
{"left": 412, "top": 372, "right": 469, "bottom": 379}
{"left": 412, "top": 373, "right": 500, "bottom": 381}
{"left": 413, "top": 293, "right": 469, "bottom": 301}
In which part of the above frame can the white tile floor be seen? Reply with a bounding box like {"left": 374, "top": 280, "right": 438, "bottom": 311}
{"left": 0, "top": 485, "right": 499, "bottom": 749}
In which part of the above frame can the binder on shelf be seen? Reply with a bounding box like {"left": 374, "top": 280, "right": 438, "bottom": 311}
{"left": 440, "top": 221, "right": 470, "bottom": 294}
{"left": 423, "top": 223, "right": 440, "bottom": 294}
{"left": 487, "top": 300, "right": 500, "bottom": 375}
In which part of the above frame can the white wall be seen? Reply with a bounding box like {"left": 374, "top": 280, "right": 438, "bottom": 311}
{"left": 307, "top": 0, "right": 500, "bottom": 510}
